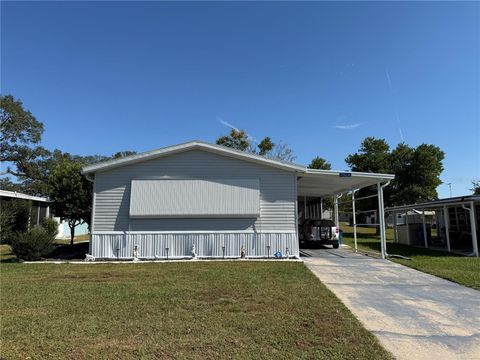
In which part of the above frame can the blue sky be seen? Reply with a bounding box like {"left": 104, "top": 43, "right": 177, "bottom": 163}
{"left": 2, "top": 1, "right": 479, "bottom": 197}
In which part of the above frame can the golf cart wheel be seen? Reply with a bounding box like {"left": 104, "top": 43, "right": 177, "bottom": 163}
{"left": 333, "top": 243, "right": 339, "bottom": 249}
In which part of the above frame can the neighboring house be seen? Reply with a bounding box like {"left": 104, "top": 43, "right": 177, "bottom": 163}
{"left": 386, "top": 196, "right": 480, "bottom": 256}
{"left": 386, "top": 210, "right": 436, "bottom": 227}
{"left": 82, "top": 141, "right": 394, "bottom": 260}
{"left": 0, "top": 189, "right": 89, "bottom": 239}
{"left": 0, "top": 190, "right": 51, "bottom": 229}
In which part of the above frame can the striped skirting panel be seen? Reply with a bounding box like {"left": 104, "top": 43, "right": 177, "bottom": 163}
{"left": 90, "top": 232, "right": 298, "bottom": 259}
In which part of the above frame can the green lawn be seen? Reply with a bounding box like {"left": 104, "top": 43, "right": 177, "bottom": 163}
{"left": 0, "top": 262, "right": 391, "bottom": 359}
{"left": 341, "top": 224, "right": 480, "bottom": 290}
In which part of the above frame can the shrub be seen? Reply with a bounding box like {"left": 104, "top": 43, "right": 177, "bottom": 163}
{"left": 0, "top": 199, "right": 30, "bottom": 244}
{"left": 41, "top": 217, "right": 59, "bottom": 238}
{"left": 10, "top": 227, "right": 56, "bottom": 261}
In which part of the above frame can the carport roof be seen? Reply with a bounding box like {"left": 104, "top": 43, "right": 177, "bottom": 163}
{"left": 297, "top": 169, "right": 394, "bottom": 197}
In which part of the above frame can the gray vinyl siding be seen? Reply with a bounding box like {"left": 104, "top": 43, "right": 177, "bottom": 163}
{"left": 93, "top": 149, "right": 296, "bottom": 232}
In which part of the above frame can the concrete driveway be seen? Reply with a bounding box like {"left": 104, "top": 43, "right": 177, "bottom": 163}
{"left": 303, "top": 248, "right": 480, "bottom": 360}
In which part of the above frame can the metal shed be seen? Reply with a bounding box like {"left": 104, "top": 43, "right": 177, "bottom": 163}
{"left": 82, "top": 141, "right": 394, "bottom": 260}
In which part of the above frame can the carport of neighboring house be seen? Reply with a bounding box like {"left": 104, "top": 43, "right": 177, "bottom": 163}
{"left": 296, "top": 169, "right": 394, "bottom": 258}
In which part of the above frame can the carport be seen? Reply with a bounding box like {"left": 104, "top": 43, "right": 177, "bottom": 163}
{"left": 296, "top": 169, "right": 395, "bottom": 259}
{"left": 386, "top": 196, "right": 480, "bottom": 257}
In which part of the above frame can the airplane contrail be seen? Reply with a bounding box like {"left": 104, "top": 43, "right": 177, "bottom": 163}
{"left": 386, "top": 68, "right": 405, "bottom": 142}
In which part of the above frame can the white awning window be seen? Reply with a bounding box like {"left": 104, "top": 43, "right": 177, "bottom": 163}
{"left": 129, "top": 179, "right": 260, "bottom": 218}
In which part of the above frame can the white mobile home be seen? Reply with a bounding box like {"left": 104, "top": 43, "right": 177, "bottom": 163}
{"left": 82, "top": 141, "right": 394, "bottom": 260}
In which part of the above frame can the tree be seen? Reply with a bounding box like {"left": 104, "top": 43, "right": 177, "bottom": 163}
{"left": 266, "top": 141, "right": 296, "bottom": 162}
{"left": 308, "top": 156, "right": 332, "bottom": 170}
{"left": 471, "top": 180, "right": 480, "bottom": 195}
{"left": 307, "top": 156, "right": 333, "bottom": 213}
{"left": 112, "top": 151, "right": 137, "bottom": 159}
{"left": 345, "top": 137, "right": 391, "bottom": 232}
{"left": 216, "top": 129, "right": 250, "bottom": 151}
{"left": 0, "top": 95, "right": 49, "bottom": 179}
{"left": 216, "top": 130, "right": 296, "bottom": 162}
{"left": 346, "top": 137, "right": 445, "bottom": 208}
{"left": 48, "top": 161, "right": 92, "bottom": 245}
{"left": 257, "top": 137, "right": 274, "bottom": 155}
{"left": 345, "top": 137, "right": 391, "bottom": 174}
{"left": 0, "top": 178, "right": 23, "bottom": 192}
{"left": 389, "top": 143, "right": 444, "bottom": 205}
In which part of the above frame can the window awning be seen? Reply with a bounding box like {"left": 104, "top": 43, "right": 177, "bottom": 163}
{"left": 130, "top": 179, "right": 260, "bottom": 218}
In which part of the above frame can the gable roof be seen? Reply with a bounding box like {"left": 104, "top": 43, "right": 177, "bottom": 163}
{"left": 82, "top": 140, "right": 395, "bottom": 196}
{"left": 82, "top": 140, "right": 305, "bottom": 174}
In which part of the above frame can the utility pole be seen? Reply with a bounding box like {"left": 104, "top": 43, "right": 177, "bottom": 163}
{"left": 447, "top": 183, "right": 452, "bottom": 198}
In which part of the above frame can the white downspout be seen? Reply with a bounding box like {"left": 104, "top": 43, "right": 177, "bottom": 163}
{"left": 443, "top": 205, "right": 451, "bottom": 252}
{"left": 462, "top": 202, "right": 479, "bottom": 257}
{"left": 422, "top": 210, "right": 428, "bottom": 249}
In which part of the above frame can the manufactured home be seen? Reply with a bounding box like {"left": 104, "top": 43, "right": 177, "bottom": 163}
{"left": 82, "top": 141, "right": 394, "bottom": 260}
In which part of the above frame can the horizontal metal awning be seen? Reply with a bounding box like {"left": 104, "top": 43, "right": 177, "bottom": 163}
{"left": 297, "top": 169, "right": 394, "bottom": 197}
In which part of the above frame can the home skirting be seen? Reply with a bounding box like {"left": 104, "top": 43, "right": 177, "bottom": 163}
{"left": 90, "top": 231, "right": 299, "bottom": 259}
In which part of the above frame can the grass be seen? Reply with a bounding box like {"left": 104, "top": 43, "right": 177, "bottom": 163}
{"left": 0, "top": 262, "right": 392, "bottom": 359}
{"left": 341, "top": 224, "right": 480, "bottom": 290}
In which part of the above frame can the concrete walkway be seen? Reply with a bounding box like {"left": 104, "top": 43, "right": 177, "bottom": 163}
{"left": 303, "top": 249, "right": 480, "bottom": 360}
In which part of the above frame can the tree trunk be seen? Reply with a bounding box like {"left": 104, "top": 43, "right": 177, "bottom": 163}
{"left": 69, "top": 222, "right": 76, "bottom": 246}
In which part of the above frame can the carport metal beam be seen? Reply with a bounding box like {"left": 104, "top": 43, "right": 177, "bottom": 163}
{"left": 377, "top": 181, "right": 390, "bottom": 259}
{"left": 352, "top": 189, "right": 358, "bottom": 252}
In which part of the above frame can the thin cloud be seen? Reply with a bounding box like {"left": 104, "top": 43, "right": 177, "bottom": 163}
{"left": 334, "top": 123, "right": 361, "bottom": 130}
{"left": 217, "top": 117, "right": 239, "bottom": 132}
{"left": 385, "top": 69, "right": 393, "bottom": 92}
{"left": 217, "top": 117, "right": 257, "bottom": 142}
{"left": 386, "top": 68, "right": 405, "bottom": 142}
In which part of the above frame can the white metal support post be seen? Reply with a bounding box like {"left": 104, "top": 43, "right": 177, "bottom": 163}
{"left": 334, "top": 195, "right": 340, "bottom": 229}
{"left": 393, "top": 211, "right": 397, "bottom": 243}
{"left": 443, "top": 205, "right": 451, "bottom": 252}
{"left": 405, "top": 208, "right": 410, "bottom": 245}
{"left": 377, "top": 182, "right": 387, "bottom": 259}
{"left": 320, "top": 198, "right": 323, "bottom": 218}
{"left": 304, "top": 196, "right": 307, "bottom": 220}
{"left": 352, "top": 189, "right": 358, "bottom": 252}
{"left": 422, "top": 210, "right": 428, "bottom": 248}
{"left": 469, "top": 201, "right": 479, "bottom": 257}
